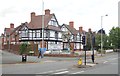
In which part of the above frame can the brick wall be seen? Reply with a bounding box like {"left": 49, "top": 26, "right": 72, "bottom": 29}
{"left": 3, "top": 44, "right": 39, "bottom": 56}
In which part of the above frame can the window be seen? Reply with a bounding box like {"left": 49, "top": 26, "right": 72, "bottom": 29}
{"left": 36, "top": 31, "right": 40, "bottom": 38}
{"left": 46, "top": 30, "right": 50, "bottom": 38}
{"left": 62, "top": 26, "right": 67, "bottom": 32}
{"left": 55, "top": 31, "right": 58, "bottom": 39}
{"left": 29, "top": 30, "right": 32, "bottom": 38}
{"left": 44, "top": 30, "right": 46, "bottom": 38}
{"left": 50, "top": 31, "right": 55, "bottom": 37}
{"left": 32, "top": 31, "right": 35, "bottom": 38}
{"left": 58, "top": 32, "right": 62, "bottom": 38}
{"left": 74, "top": 35, "right": 77, "bottom": 41}
{"left": 77, "top": 35, "right": 80, "bottom": 41}
{"left": 22, "top": 30, "right": 28, "bottom": 37}
{"left": 50, "top": 20, "right": 57, "bottom": 26}
{"left": 70, "top": 35, "right": 74, "bottom": 41}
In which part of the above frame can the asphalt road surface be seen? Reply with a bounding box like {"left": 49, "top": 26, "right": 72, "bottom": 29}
{"left": 1, "top": 50, "right": 119, "bottom": 75}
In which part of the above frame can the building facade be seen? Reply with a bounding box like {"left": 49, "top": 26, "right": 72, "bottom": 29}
{"left": 19, "top": 9, "right": 63, "bottom": 51}
{"left": 61, "top": 21, "right": 86, "bottom": 51}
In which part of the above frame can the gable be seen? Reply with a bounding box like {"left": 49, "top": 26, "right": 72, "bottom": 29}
{"left": 48, "top": 15, "right": 59, "bottom": 27}
{"left": 20, "top": 25, "right": 28, "bottom": 31}
{"left": 61, "top": 25, "right": 72, "bottom": 35}
{"left": 61, "top": 26, "right": 69, "bottom": 32}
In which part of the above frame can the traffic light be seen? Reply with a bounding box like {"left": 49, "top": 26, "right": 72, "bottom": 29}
{"left": 82, "top": 36, "right": 86, "bottom": 45}
{"left": 92, "top": 36, "right": 95, "bottom": 46}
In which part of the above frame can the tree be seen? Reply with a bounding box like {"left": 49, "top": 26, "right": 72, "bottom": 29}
{"left": 109, "top": 27, "right": 120, "bottom": 49}
{"left": 19, "top": 43, "right": 30, "bottom": 55}
{"left": 86, "top": 32, "right": 92, "bottom": 50}
{"left": 62, "top": 32, "right": 73, "bottom": 53}
{"left": 95, "top": 33, "right": 109, "bottom": 50}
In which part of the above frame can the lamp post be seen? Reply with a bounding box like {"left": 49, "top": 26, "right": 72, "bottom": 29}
{"left": 42, "top": 0, "right": 44, "bottom": 49}
{"left": 101, "top": 14, "right": 108, "bottom": 56}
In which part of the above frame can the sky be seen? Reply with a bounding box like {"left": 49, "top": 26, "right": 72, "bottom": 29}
{"left": 0, "top": 0, "right": 119, "bottom": 35}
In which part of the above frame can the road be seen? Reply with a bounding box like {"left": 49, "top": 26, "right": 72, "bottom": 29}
{"left": 1, "top": 50, "right": 119, "bottom": 76}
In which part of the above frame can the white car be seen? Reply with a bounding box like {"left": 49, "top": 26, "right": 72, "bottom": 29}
{"left": 44, "top": 50, "right": 51, "bottom": 54}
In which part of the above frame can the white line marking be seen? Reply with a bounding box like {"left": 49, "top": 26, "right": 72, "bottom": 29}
{"left": 37, "top": 69, "right": 67, "bottom": 74}
{"left": 103, "top": 61, "right": 108, "bottom": 63}
{"left": 72, "top": 71, "right": 84, "bottom": 74}
{"left": 54, "top": 71, "right": 69, "bottom": 74}
{"left": 110, "top": 58, "right": 118, "bottom": 60}
{"left": 110, "top": 63, "right": 117, "bottom": 64}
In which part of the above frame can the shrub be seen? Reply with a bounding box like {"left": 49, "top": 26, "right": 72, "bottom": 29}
{"left": 19, "top": 43, "right": 29, "bottom": 55}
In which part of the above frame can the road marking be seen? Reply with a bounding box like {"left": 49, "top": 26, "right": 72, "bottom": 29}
{"left": 43, "top": 60, "right": 56, "bottom": 62}
{"left": 72, "top": 71, "right": 84, "bottom": 74}
{"left": 110, "top": 63, "right": 118, "bottom": 65}
{"left": 110, "top": 58, "right": 118, "bottom": 60}
{"left": 103, "top": 61, "right": 108, "bottom": 63}
{"left": 37, "top": 69, "right": 67, "bottom": 74}
{"left": 54, "top": 71, "right": 69, "bottom": 74}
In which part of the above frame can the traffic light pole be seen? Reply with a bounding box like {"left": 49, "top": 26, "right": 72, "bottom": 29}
{"left": 82, "top": 35, "right": 86, "bottom": 65}
{"left": 84, "top": 45, "right": 86, "bottom": 65}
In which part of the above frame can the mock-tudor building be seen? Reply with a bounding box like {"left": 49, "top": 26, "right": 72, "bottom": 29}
{"left": 19, "top": 9, "right": 63, "bottom": 51}
{"left": 3, "top": 23, "right": 22, "bottom": 45}
{"left": 61, "top": 21, "right": 86, "bottom": 51}
{"left": 1, "top": 9, "right": 94, "bottom": 55}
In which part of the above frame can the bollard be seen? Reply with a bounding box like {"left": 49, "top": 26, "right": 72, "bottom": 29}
{"left": 91, "top": 54, "right": 94, "bottom": 63}
{"left": 78, "top": 58, "right": 82, "bottom": 65}
{"left": 22, "top": 54, "right": 27, "bottom": 62}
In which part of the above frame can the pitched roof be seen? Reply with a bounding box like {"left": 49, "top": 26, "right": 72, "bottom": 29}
{"left": 47, "top": 25, "right": 61, "bottom": 31}
{"left": 76, "top": 30, "right": 86, "bottom": 35}
{"left": 4, "top": 28, "right": 14, "bottom": 36}
{"left": 10, "top": 22, "right": 28, "bottom": 36}
{"left": 28, "top": 14, "right": 53, "bottom": 29}
{"left": 27, "top": 13, "right": 61, "bottom": 32}
{"left": 62, "top": 24, "right": 78, "bottom": 35}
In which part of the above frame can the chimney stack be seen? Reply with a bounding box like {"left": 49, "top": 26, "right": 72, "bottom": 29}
{"left": 31, "top": 12, "right": 36, "bottom": 21}
{"left": 10, "top": 23, "right": 14, "bottom": 28}
{"left": 45, "top": 9, "right": 50, "bottom": 15}
{"left": 79, "top": 26, "right": 83, "bottom": 33}
{"left": 69, "top": 21, "right": 74, "bottom": 28}
{"left": 88, "top": 28, "right": 92, "bottom": 33}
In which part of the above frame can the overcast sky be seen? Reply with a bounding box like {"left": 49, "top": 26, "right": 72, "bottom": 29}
{"left": 0, "top": 0, "right": 119, "bottom": 35}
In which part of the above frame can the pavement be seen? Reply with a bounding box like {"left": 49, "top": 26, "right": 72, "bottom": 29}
{"left": 1, "top": 50, "right": 118, "bottom": 74}
{"left": 0, "top": 50, "right": 2, "bottom": 76}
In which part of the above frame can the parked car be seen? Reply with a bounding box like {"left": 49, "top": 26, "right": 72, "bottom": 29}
{"left": 50, "top": 50, "right": 62, "bottom": 54}
{"left": 44, "top": 50, "right": 62, "bottom": 54}
{"left": 44, "top": 50, "right": 51, "bottom": 54}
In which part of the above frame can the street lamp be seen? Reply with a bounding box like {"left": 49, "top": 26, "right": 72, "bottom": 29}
{"left": 42, "top": 0, "right": 44, "bottom": 49}
{"left": 101, "top": 14, "right": 108, "bottom": 56}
